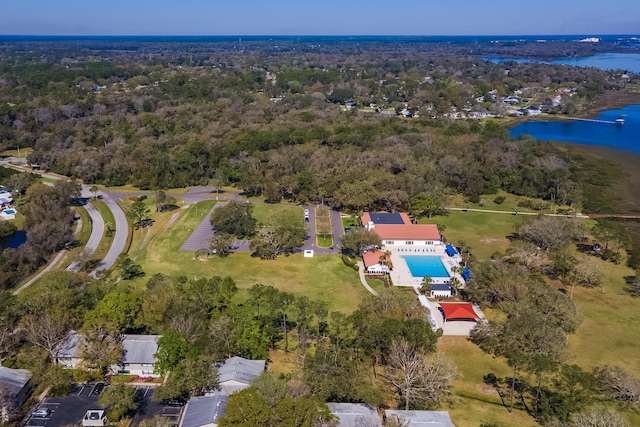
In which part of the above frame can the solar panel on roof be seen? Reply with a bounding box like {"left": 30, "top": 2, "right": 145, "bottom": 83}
{"left": 369, "top": 212, "right": 404, "bottom": 224}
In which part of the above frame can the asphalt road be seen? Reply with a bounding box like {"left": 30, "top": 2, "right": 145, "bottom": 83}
{"left": 93, "top": 190, "right": 128, "bottom": 273}
{"left": 66, "top": 190, "right": 104, "bottom": 272}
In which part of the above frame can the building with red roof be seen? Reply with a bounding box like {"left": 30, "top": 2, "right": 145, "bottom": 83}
{"left": 438, "top": 302, "right": 479, "bottom": 322}
{"left": 362, "top": 249, "right": 391, "bottom": 273}
{"left": 361, "top": 212, "right": 441, "bottom": 247}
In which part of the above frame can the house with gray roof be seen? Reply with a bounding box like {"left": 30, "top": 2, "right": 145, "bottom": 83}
{"left": 0, "top": 366, "right": 32, "bottom": 422}
{"left": 328, "top": 403, "right": 381, "bottom": 427}
{"left": 210, "top": 356, "right": 265, "bottom": 395}
{"left": 54, "top": 330, "right": 85, "bottom": 369}
{"left": 116, "top": 335, "right": 161, "bottom": 377}
{"left": 384, "top": 410, "right": 455, "bottom": 427}
{"left": 179, "top": 395, "right": 228, "bottom": 427}
{"left": 55, "top": 332, "right": 161, "bottom": 377}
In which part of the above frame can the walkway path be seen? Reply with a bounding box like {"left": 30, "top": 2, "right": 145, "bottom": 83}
{"left": 13, "top": 250, "right": 66, "bottom": 294}
{"left": 356, "top": 260, "right": 378, "bottom": 296}
{"left": 447, "top": 207, "right": 590, "bottom": 218}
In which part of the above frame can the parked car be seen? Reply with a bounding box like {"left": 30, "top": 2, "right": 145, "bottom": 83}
{"left": 91, "top": 382, "right": 105, "bottom": 396}
{"left": 163, "top": 398, "right": 185, "bottom": 407}
{"left": 31, "top": 408, "right": 51, "bottom": 418}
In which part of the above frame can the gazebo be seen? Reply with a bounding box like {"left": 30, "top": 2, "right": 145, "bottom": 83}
{"left": 438, "top": 302, "right": 479, "bottom": 322}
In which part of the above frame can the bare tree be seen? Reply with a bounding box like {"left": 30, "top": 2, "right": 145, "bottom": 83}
{"left": 593, "top": 365, "right": 640, "bottom": 409}
{"left": 385, "top": 338, "right": 457, "bottom": 410}
{"left": 20, "top": 312, "right": 70, "bottom": 362}
{"left": 573, "top": 406, "right": 629, "bottom": 427}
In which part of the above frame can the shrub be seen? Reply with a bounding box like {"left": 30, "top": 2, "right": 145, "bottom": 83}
{"left": 352, "top": 264, "right": 359, "bottom": 272}
{"left": 341, "top": 254, "right": 356, "bottom": 267}
{"left": 493, "top": 196, "right": 506, "bottom": 204}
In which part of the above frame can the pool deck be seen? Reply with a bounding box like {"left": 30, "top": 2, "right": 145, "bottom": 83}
{"left": 387, "top": 245, "right": 465, "bottom": 287}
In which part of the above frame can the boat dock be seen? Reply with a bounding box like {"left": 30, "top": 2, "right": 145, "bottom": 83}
{"left": 563, "top": 117, "right": 622, "bottom": 125}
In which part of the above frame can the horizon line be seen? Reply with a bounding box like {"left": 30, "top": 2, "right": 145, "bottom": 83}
{"left": 1, "top": 33, "right": 639, "bottom": 38}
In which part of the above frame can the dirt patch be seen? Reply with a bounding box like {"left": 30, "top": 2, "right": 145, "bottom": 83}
{"left": 476, "top": 383, "right": 497, "bottom": 395}
{"left": 480, "top": 238, "right": 503, "bottom": 244}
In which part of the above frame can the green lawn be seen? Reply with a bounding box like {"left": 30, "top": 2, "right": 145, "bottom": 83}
{"left": 448, "top": 190, "right": 575, "bottom": 215}
{"left": 420, "top": 211, "right": 525, "bottom": 260}
{"left": 568, "top": 257, "right": 640, "bottom": 378}
{"left": 130, "top": 202, "right": 367, "bottom": 313}
{"left": 251, "top": 203, "right": 303, "bottom": 225}
{"left": 316, "top": 234, "right": 333, "bottom": 247}
{"left": 439, "top": 337, "right": 539, "bottom": 427}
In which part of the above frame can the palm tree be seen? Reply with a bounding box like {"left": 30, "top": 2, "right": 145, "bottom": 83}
{"left": 380, "top": 250, "right": 393, "bottom": 270}
{"left": 89, "top": 185, "right": 99, "bottom": 200}
{"left": 420, "top": 276, "right": 433, "bottom": 295}
{"left": 449, "top": 277, "right": 462, "bottom": 296}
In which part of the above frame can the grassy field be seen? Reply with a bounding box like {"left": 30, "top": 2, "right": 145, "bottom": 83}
{"left": 252, "top": 203, "right": 303, "bottom": 225}
{"left": 439, "top": 337, "right": 539, "bottom": 427}
{"left": 421, "top": 210, "right": 525, "bottom": 260}
{"left": 129, "top": 201, "right": 367, "bottom": 313}
{"left": 567, "top": 257, "right": 640, "bottom": 378}
{"left": 447, "top": 190, "right": 575, "bottom": 215}
{"left": 1, "top": 147, "right": 34, "bottom": 158}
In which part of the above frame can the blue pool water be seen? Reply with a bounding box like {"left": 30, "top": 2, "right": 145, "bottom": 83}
{"left": 510, "top": 105, "right": 640, "bottom": 154}
{"left": 403, "top": 256, "right": 450, "bottom": 278}
{"left": 2, "top": 209, "right": 16, "bottom": 215}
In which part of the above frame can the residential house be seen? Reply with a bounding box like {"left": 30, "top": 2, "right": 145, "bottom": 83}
{"left": 328, "top": 403, "right": 381, "bottom": 427}
{"left": 55, "top": 332, "right": 161, "bottom": 377}
{"left": 362, "top": 249, "right": 390, "bottom": 274}
{"left": 116, "top": 335, "right": 161, "bottom": 377}
{"left": 208, "top": 356, "right": 265, "bottom": 396}
{"left": 55, "top": 330, "right": 85, "bottom": 369}
{"left": 361, "top": 212, "right": 441, "bottom": 247}
{"left": 384, "top": 410, "right": 456, "bottom": 427}
{"left": 179, "top": 396, "right": 228, "bottom": 427}
{"left": 0, "top": 366, "right": 32, "bottom": 423}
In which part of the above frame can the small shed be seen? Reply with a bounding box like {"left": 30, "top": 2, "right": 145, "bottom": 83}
{"left": 430, "top": 283, "right": 452, "bottom": 298}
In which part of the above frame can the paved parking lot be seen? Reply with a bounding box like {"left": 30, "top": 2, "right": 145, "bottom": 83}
{"left": 24, "top": 384, "right": 180, "bottom": 427}
{"left": 26, "top": 384, "right": 102, "bottom": 427}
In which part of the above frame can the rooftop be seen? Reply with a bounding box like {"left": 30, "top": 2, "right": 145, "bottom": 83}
{"left": 218, "top": 356, "right": 265, "bottom": 385}
{"left": 363, "top": 212, "right": 410, "bottom": 225}
{"left": 181, "top": 395, "right": 228, "bottom": 427}
{"left": 362, "top": 250, "right": 389, "bottom": 268}
{"left": 0, "top": 366, "right": 32, "bottom": 396}
{"left": 328, "top": 403, "right": 381, "bottom": 427}
{"left": 371, "top": 224, "right": 441, "bottom": 241}
{"left": 384, "top": 410, "right": 455, "bottom": 427}
{"left": 122, "top": 335, "right": 160, "bottom": 364}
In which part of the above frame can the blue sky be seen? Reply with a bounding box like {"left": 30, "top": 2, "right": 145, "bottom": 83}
{"left": 2, "top": 0, "right": 639, "bottom": 36}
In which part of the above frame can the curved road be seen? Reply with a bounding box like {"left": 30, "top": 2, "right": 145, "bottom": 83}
{"left": 92, "top": 190, "right": 128, "bottom": 273}
{"left": 66, "top": 186, "right": 105, "bottom": 272}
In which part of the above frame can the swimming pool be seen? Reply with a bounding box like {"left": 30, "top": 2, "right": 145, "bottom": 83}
{"left": 403, "top": 256, "right": 450, "bottom": 278}
{"left": 2, "top": 209, "right": 16, "bottom": 215}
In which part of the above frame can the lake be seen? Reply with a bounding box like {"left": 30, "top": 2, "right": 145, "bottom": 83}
{"left": 0, "top": 230, "right": 26, "bottom": 250}
{"left": 486, "top": 53, "right": 640, "bottom": 74}
{"left": 510, "top": 105, "right": 640, "bottom": 153}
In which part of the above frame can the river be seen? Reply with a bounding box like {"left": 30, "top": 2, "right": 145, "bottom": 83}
{"left": 510, "top": 105, "right": 640, "bottom": 153}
